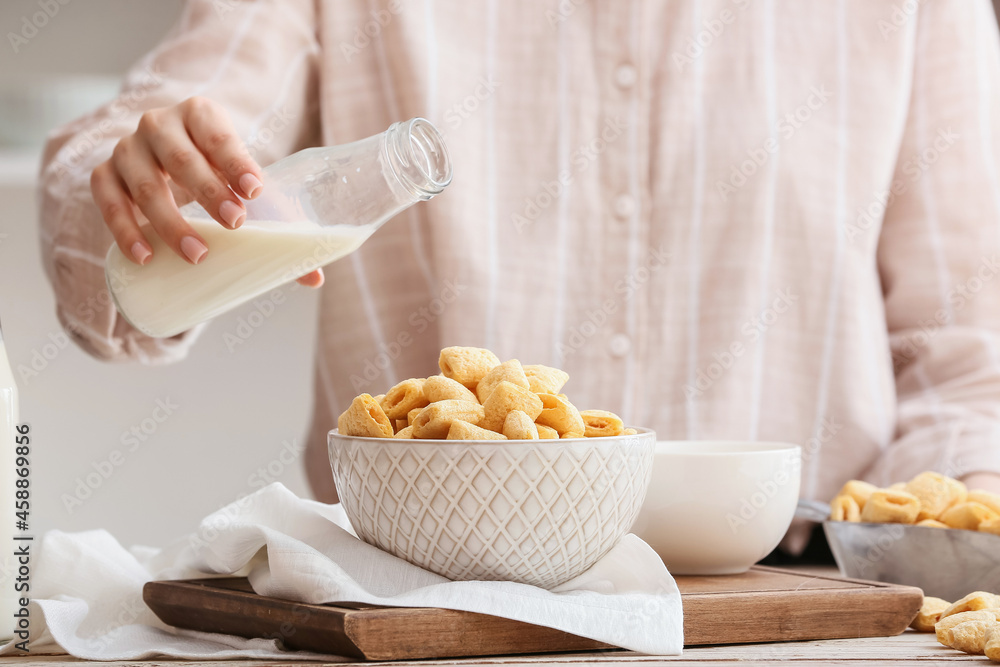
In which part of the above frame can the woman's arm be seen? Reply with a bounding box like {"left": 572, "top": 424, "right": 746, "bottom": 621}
{"left": 39, "top": 0, "right": 320, "bottom": 362}
{"left": 866, "top": 0, "right": 1000, "bottom": 488}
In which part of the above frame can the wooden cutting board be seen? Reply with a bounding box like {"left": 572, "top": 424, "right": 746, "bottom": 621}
{"left": 143, "top": 566, "right": 922, "bottom": 661}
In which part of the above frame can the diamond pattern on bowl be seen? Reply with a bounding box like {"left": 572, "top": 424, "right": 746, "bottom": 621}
{"left": 329, "top": 433, "right": 654, "bottom": 589}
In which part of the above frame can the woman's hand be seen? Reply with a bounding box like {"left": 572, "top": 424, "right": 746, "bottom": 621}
{"left": 960, "top": 472, "right": 1000, "bottom": 496}
{"left": 90, "top": 96, "right": 322, "bottom": 286}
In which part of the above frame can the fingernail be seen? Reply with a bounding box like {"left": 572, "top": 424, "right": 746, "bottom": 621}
{"left": 180, "top": 236, "right": 208, "bottom": 264}
{"left": 239, "top": 173, "right": 262, "bottom": 199}
{"left": 219, "top": 200, "right": 245, "bottom": 229}
{"left": 131, "top": 241, "right": 152, "bottom": 265}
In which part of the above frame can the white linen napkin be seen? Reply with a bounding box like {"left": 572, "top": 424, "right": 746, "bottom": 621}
{"left": 0, "top": 483, "right": 683, "bottom": 659}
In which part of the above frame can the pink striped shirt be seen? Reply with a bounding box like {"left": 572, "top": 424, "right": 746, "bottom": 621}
{"left": 38, "top": 0, "right": 1000, "bottom": 551}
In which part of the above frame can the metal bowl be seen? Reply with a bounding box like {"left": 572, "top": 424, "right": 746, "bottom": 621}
{"left": 798, "top": 500, "right": 1000, "bottom": 600}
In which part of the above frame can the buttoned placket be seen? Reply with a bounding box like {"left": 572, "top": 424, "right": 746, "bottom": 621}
{"left": 595, "top": 1, "right": 648, "bottom": 422}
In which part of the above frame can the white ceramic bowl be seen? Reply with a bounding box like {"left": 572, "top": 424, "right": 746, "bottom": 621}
{"left": 328, "top": 429, "right": 655, "bottom": 588}
{"left": 632, "top": 441, "right": 801, "bottom": 575}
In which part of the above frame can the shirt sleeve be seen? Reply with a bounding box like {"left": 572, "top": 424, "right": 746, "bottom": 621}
{"left": 37, "top": 0, "right": 320, "bottom": 364}
{"left": 866, "top": 0, "right": 1000, "bottom": 485}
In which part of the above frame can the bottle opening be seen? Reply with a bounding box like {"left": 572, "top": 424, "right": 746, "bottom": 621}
{"left": 384, "top": 118, "right": 453, "bottom": 200}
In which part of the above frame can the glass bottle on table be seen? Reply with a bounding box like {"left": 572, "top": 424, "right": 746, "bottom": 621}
{"left": 0, "top": 317, "right": 20, "bottom": 643}
{"left": 104, "top": 118, "right": 453, "bottom": 338}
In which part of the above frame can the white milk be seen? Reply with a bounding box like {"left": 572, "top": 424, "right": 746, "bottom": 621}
{"left": 0, "top": 325, "right": 19, "bottom": 642}
{"left": 106, "top": 219, "right": 374, "bottom": 338}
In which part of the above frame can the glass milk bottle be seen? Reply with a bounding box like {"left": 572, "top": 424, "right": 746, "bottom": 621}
{"left": 105, "top": 118, "right": 452, "bottom": 338}
{"left": 0, "top": 318, "right": 19, "bottom": 642}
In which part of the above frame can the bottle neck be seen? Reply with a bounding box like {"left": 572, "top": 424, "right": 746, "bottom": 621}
{"left": 381, "top": 118, "right": 453, "bottom": 201}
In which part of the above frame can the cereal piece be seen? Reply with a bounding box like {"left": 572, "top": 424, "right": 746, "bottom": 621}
{"left": 949, "top": 619, "right": 995, "bottom": 654}
{"left": 623, "top": 427, "right": 638, "bottom": 435}
{"left": 447, "top": 419, "right": 507, "bottom": 441}
{"left": 888, "top": 482, "right": 907, "bottom": 491}
{"left": 423, "top": 375, "right": 479, "bottom": 403}
{"left": 986, "top": 623, "right": 1000, "bottom": 661}
{"left": 476, "top": 359, "right": 530, "bottom": 403}
{"left": 561, "top": 430, "right": 585, "bottom": 439}
{"left": 836, "top": 480, "right": 878, "bottom": 511}
{"left": 439, "top": 347, "right": 501, "bottom": 388}
{"left": 830, "top": 495, "right": 861, "bottom": 522}
{"left": 337, "top": 394, "right": 393, "bottom": 438}
{"left": 480, "top": 381, "right": 543, "bottom": 432}
{"left": 910, "top": 596, "right": 951, "bottom": 632}
{"left": 944, "top": 476, "right": 970, "bottom": 505}
{"left": 937, "top": 610, "right": 1000, "bottom": 647}
{"left": 939, "top": 502, "right": 1000, "bottom": 531}
{"left": 411, "top": 400, "right": 485, "bottom": 439}
{"left": 373, "top": 394, "right": 385, "bottom": 404}
{"left": 394, "top": 419, "right": 408, "bottom": 433}
{"left": 906, "top": 472, "right": 967, "bottom": 521}
{"left": 970, "top": 490, "right": 1000, "bottom": 516}
{"left": 916, "top": 519, "right": 949, "bottom": 528}
{"left": 535, "top": 393, "right": 586, "bottom": 437}
{"left": 859, "top": 489, "right": 920, "bottom": 524}
{"left": 380, "top": 378, "right": 430, "bottom": 420}
{"left": 981, "top": 518, "right": 1000, "bottom": 536}
{"left": 940, "top": 592, "right": 1000, "bottom": 620}
{"left": 502, "top": 410, "right": 539, "bottom": 440}
{"left": 394, "top": 425, "right": 415, "bottom": 439}
{"left": 523, "top": 364, "right": 570, "bottom": 395}
{"left": 536, "top": 424, "right": 559, "bottom": 439}
{"left": 580, "top": 410, "right": 625, "bottom": 438}
{"left": 407, "top": 407, "right": 422, "bottom": 426}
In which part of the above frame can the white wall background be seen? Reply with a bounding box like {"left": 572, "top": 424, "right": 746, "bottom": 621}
{"left": 0, "top": 0, "right": 318, "bottom": 548}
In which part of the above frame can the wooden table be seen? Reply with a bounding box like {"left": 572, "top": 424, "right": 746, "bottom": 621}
{"left": 0, "top": 632, "right": 983, "bottom": 666}
{"left": 0, "top": 567, "right": 980, "bottom": 665}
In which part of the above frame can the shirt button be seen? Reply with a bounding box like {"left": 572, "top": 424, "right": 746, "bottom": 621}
{"left": 609, "top": 334, "right": 631, "bottom": 357}
{"left": 612, "top": 193, "right": 635, "bottom": 219}
{"left": 614, "top": 63, "right": 637, "bottom": 89}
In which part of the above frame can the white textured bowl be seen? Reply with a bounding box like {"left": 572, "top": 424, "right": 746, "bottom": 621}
{"left": 632, "top": 441, "right": 801, "bottom": 575}
{"left": 329, "top": 429, "right": 655, "bottom": 588}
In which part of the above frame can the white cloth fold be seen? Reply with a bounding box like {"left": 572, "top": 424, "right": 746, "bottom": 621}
{"left": 0, "top": 483, "right": 683, "bottom": 659}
